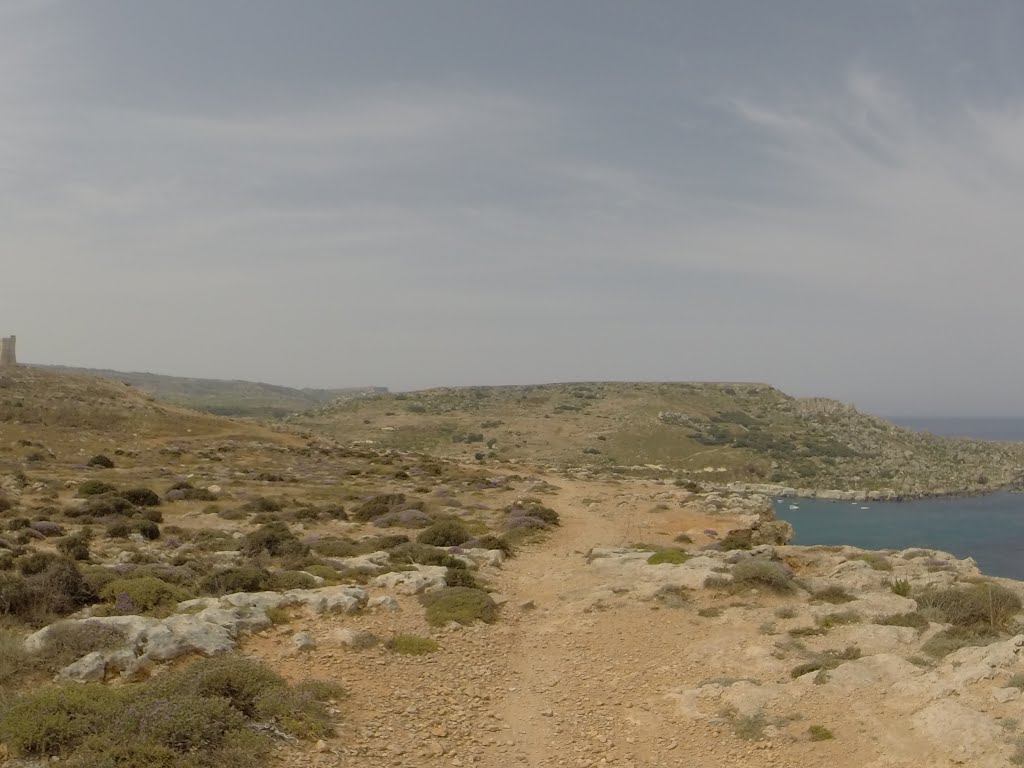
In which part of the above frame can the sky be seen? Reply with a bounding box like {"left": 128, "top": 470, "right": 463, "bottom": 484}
{"left": 3, "top": 1, "right": 1024, "bottom": 416}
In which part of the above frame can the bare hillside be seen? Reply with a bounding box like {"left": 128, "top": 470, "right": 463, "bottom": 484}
{"left": 300, "top": 381, "right": 1024, "bottom": 496}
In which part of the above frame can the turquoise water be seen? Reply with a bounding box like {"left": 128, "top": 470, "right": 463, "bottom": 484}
{"left": 774, "top": 492, "right": 1024, "bottom": 580}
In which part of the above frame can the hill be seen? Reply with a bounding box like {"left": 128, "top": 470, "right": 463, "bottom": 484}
{"left": 37, "top": 365, "right": 385, "bottom": 418}
{"left": 0, "top": 366, "right": 293, "bottom": 460}
{"left": 297, "top": 381, "right": 1024, "bottom": 496}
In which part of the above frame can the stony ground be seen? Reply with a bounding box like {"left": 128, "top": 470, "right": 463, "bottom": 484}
{"left": 253, "top": 475, "right": 1022, "bottom": 768}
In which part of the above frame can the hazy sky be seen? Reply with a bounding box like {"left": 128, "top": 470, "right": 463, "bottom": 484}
{"left": 3, "top": 1, "right": 1024, "bottom": 415}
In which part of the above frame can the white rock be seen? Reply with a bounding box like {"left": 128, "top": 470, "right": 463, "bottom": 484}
{"left": 327, "top": 628, "right": 379, "bottom": 649}
{"left": 292, "top": 631, "right": 316, "bottom": 652}
{"left": 992, "top": 687, "right": 1021, "bottom": 703}
{"left": 367, "top": 595, "right": 400, "bottom": 611}
{"left": 911, "top": 699, "right": 1004, "bottom": 760}
{"left": 57, "top": 651, "right": 107, "bottom": 683}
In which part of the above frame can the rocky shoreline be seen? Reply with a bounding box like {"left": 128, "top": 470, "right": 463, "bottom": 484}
{"left": 714, "top": 480, "right": 1023, "bottom": 503}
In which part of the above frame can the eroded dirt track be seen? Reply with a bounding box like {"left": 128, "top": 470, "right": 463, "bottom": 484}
{"left": 262, "top": 478, "right": 868, "bottom": 768}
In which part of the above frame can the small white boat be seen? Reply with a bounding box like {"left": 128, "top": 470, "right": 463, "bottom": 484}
{"left": 788, "top": 504, "right": 800, "bottom": 510}
{"left": 860, "top": 506, "right": 869, "bottom": 510}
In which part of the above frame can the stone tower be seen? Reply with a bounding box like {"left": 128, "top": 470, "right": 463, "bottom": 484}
{"left": 0, "top": 335, "right": 16, "bottom": 367}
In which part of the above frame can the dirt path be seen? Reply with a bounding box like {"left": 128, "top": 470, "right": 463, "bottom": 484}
{"left": 265, "top": 477, "right": 865, "bottom": 768}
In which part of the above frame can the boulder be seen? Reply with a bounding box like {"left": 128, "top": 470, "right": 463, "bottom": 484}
{"left": 57, "top": 651, "right": 107, "bottom": 683}
{"left": 371, "top": 566, "right": 447, "bottom": 595}
{"left": 328, "top": 628, "right": 379, "bottom": 649}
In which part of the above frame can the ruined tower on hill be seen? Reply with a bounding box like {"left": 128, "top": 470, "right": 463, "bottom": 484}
{"left": 0, "top": 335, "right": 16, "bottom": 367}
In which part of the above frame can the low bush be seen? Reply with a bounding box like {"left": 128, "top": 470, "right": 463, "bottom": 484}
{"left": 886, "top": 578, "right": 912, "bottom": 597}
{"left": 730, "top": 559, "right": 795, "bottom": 593}
{"left": 387, "top": 634, "right": 438, "bottom": 655}
{"left": 417, "top": 520, "right": 472, "bottom": 547}
{"left": 445, "top": 568, "right": 481, "bottom": 589}
{"left": 119, "top": 488, "right": 161, "bottom": 507}
{"left": 241, "top": 496, "right": 283, "bottom": 514}
{"left": 808, "top": 725, "right": 834, "bottom": 741}
{"left": 240, "top": 522, "right": 309, "bottom": 558}
{"left": 136, "top": 520, "right": 161, "bottom": 541}
{"left": 388, "top": 542, "right": 460, "bottom": 567}
{"left": 916, "top": 583, "right": 1021, "bottom": 630}
{"left": 504, "top": 502, "right": 560, "bottom": 526}
{"left": 790, "top": 646, "right": 861, "bottom": 679}
{"left": 813, "top": 586, "right": 855, "bottom": 604}
{"left": 100, "top": 576, "right": 191, "bottom": 615}
{"left": 422, "top": 587, "right": 497, "bottom": 626}
{"left": 851, "top": 553, "right": 892, "bottom": 571}
{"left": 30, "top": 621, "right": 126, "bottom": 673}
{"left": 0, "top": 556, "right": 95, "bottom": 625}
{"left": 922, "top": 625, "right": 1002, "bottom": 658}
{"left": 87, "top": 455, "right": 115, "bottom": 469}
{"left": 464, "top": 534, "right": 514, "bottom": 557}
{"left": 0, "top": 655, "right": 339, "bottom": 764}
{"left": 77, "top": 481, "right": 117, "bottom": 497}
{"left": 351, "top": 494, "right": 411, "bottom": 522}
{"left": 719, "top": 530, "right": 753, "bottom": 551}
{"left": 815, "top": 610, "right": 860, "bottom": 629}
{"left": 647, "top": 549, "right": 690, "bottom": 565}
{"left": 199, "top": 566, "right": 272, "bottom": 596}
{"left": 57, "top": 533, "right": 91, "bottom": 561}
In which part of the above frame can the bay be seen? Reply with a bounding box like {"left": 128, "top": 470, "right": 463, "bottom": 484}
{"left": 774, "top": 492, "right": 1024, "bottom": 580}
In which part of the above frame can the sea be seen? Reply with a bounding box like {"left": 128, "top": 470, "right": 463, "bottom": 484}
{"left": 773, "top": 416, "right": 1024, "bottom": 580}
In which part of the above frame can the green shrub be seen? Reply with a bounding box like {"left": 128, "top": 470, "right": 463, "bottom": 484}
{"left": 303, "top": 564, "right": 340, "bottom": 582}
{"left": 731, "top": 711, "right": 767, "bottom": 740}
{"left": 57, "top": 533, "right": 91, "bottom": 561}
{"left": 423, "top": 587, "right": 497, "bottom": 626}
{"left": 886, "top": 578, "right": 912, "bottom": 597}
{"left": 922, "top": 625, "right": 1001, "bottom": 658}
{"left": 468, "top": 534, "right": 514, "bottom": 557}
{"left": 719, "top": 530, "right": 753, "bottom": 551}
{"left": 0, "top": 628, "right": 29, "bottom": 686}
{"left": 815, "top": 610, "right": 860, "bottom": 629}
{"left": 852, "top": 553, "right": 892, "bottom": 571}
{"left": 808, "top": 725, "right": 834, "bottom": 741}
{"left": 119, "top": 488, "right": 161, "bottom": 507}
{"left": 87, "top": 455, "right": 115, "bottom": 469}
{"left": 105, "top": 520, "right": 132, "bottom": 539}
{"left": 240, "top": 522, "right": 309, "bottom": 558}
{"left": 31, "top": 621, "right": 126, "bottom": 673}
{"left": 647, "top": 549, "right": 690, "bottom": 565}
{"left": 0, "top": 682, "right": 123, "bottom": 755}
{"left": 0, "top": 655, "right": 339, "bottom": 764}
{"left": 267, "top": 571, "right": 317, "bottom": 591}
{"left": 388, "top": 542, "right": 459, "bottom": 567}
{"left": 731, "top": 559, "right": 795, "bottom": 593}
{"left": 78, "top": 481, "right": 117, "bottom": 497}
{"left": 0, "top": 556, "right": 94, "bottom": 624}
{"left": 136, "top": 520, "right": 161, "bottom": 540}
{"left": 199, "top": 566, "right": 271, "bottom": 596}
{"left": 417, "top": 520, "right": 472, "bottom": 547}
{"left": 351, "top": 494, "right": 410, "bottom": 522}
{"left": 504, "top": 502, "right": 560, "bottom": 526}
{"left": 445, "top": 567, "right": 481, "bottom": 589}
{"left": 100, "top": 576, "right": 190, "bottom": 615}
{"left": 916, "top": 583, "right": 1021, "bottom": 630}
{"left": 241, "top": 496, "right": 284, "bottom": 514}
{"left": 813, "top": 586, "right": 855, "bottom": 604}
{"left": 387, "top": 634, "right": 438, "bottom": 655}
